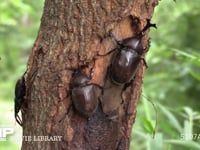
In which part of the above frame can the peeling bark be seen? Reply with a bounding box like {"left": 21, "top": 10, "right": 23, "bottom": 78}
{"left": 22, "top": 0, "right": 158, "bottom": 150}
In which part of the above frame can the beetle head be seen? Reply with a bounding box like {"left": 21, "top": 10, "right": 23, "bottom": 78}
{"left": 122, "top": 37, "right": 143, "bottom": 54}
{"left": 71, "top": 70, "right": 90, "bottom": 87}
{"left": 121, "top": 19, "right": 156, "bottom": 54}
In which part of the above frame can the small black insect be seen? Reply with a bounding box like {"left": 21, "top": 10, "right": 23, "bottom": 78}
{"left": 69, "top": 66, "right": 103, "bottom": 117}
{"left": 14, "top": 73, "right": 26, "bottom": 126}
{"left": 100, "top": 18, "right": 156, "bottom": 85}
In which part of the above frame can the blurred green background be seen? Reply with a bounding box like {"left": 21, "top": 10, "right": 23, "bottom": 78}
{"left": 0, "top": 0, "right": 44, "bottom": 149}
{"left": 0, "top": 0, "right": 200, "bottom": 149}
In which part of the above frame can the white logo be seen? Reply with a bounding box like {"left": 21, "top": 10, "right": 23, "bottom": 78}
{"left": 0, "top": 127, "right": 14, "bottom": 141}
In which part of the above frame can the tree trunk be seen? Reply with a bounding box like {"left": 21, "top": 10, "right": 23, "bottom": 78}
{"left": 22, "top": 0, "right": 158, "bottom": 149}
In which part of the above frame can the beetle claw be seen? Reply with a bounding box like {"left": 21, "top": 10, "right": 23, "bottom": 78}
{"left": 141, "top": 57, "right": 148, "bottom": 68}
{"left": 15, "top": 114, "right": 23, "bottom": 126}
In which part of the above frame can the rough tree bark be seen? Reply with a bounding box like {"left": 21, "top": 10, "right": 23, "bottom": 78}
{"left": 22, "top": 0, "right": 158, "bottom": 150}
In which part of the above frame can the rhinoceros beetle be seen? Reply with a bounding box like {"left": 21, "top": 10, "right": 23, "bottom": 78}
{"left": 100, "top": 19, "right": 156, "bottom": 85}
{"left": 69, "top": 66, "right": 103, "bottom": 117}
{"left": 14, "top": 72, "right": 26, "bottom": 126}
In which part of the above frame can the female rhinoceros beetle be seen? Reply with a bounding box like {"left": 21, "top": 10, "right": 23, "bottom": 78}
{"left": 100, "top": 19, "right": 156, "bottom": 85}
{"left": 69, "top": 66, "right": 103, "bottom": 117}
{"left": 14, "top": 72, "right": 26, "bottom": 126}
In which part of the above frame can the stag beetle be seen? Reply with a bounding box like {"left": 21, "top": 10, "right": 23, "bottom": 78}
{"left": 14, "top": 72, "right": 26, "bottom": 126}
{"left": 69, "top": 66, "right": 103, "bottom": 117}
{"left": 100, "top": 19, "right": 156, "bottom": 85}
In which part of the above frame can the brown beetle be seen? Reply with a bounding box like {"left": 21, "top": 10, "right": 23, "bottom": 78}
{"left": 70, "top": 68, "right": 103, "bottom": 117}
{"left": 101, "top": 19, "right": 156, "bottom": 85}
{"left": 14, "top": 73, "right": 26, "bottom": 126}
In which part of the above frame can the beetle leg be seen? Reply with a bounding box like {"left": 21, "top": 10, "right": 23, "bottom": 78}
{"left": 120, "top": 79, "right": 134, "bottom": 103}
{"left": 144, "top": 38, "right": 151, "bottom": 53}
{"left": 141, "top": 57, "right": 148, "bottom": 68}
{"left": 96, "top": 48, "right": 117, "bottom": 57}
{"left": 15, "top": 114, "right": 22, "bottom": 126}
{"left": 120, "top": 89, "right": 125, "bottom": 104}
{"left": 123, "top": 79, "right": 133, "bottom": 91}
{"left": 96, "top": 31, "right": 121, "bottom": 57}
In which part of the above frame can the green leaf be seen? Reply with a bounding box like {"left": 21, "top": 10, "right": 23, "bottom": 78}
{"left": 143, "top": 118, "right": 154, "bottom": 134}
{"left": 165, "top": 139, "right": 200, "bottom": 149}
{"left": 189, "top": 71, "right": 200, "bottom": 81}
{"left": 159, "top": 104, "right": 182, "bottom": 132}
